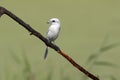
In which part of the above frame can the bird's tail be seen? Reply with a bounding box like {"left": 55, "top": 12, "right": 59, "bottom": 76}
{"left": 44, "top": 46, "right": 48, "bottom": 59}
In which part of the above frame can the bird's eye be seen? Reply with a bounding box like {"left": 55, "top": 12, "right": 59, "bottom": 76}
{"left": 52, "top": 20, "right": 55, "bottom": 22}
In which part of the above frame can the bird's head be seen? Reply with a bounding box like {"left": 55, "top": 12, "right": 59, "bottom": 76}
{"left": 47, "top": 18, "right": 60, "bottom": 25}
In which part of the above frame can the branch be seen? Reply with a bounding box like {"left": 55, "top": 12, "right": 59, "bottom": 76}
{"left": 0, "top": 6, "right": 99, "bottom": 80}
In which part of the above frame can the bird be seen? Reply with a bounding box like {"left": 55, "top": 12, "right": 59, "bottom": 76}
{"left": 44, "top": 18, "right": 61, "bottom": 59}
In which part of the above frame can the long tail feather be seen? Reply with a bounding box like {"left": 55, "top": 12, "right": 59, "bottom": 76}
{"left": 44, "top": 47, "right": 48, "bottom": 59}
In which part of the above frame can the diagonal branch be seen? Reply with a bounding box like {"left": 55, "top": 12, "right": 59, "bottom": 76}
{"left": 0, "top": 6, "right": 99, "bottom": 80}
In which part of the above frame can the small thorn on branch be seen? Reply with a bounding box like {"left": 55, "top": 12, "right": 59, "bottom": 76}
{"left": 30, "top": 32, "right": 33, "bottom": 35}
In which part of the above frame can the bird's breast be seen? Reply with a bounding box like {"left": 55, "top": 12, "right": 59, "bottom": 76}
{"left": 47, "top": 25, "right": 60, "bottom": 41}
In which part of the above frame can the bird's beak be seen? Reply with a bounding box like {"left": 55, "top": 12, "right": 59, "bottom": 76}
{"left": 47, "top": 21, "right": 49, "bottom": 24}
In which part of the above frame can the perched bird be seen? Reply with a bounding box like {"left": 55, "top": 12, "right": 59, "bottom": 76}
{"left": 44, "top": 18, "right": 61, "bottom": 59}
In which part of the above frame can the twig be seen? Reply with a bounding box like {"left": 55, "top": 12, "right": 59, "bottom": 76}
{"left": 0, "top": 6, "right": 99, "bottom": 80}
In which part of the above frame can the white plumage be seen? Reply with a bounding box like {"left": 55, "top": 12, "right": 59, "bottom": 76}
{"left": 44, "top": 18, "right": 61, "bottom": 59}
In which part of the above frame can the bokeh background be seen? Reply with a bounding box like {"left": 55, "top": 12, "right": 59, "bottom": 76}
{"left": 0, "top": 0, "right": 120, "bottom": 80}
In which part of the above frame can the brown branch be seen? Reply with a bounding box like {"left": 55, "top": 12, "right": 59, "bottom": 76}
{"left": 0, "top": 6, "right": 99, "bottom": 80}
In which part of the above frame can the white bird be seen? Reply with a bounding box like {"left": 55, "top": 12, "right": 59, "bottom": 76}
{"left": 44, "top": 18, "right": 61, "bottom": 59}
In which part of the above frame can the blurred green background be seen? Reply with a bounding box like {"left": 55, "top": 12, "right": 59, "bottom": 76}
{"left": 0, "top": 0, "right": 120, "bottom": 80}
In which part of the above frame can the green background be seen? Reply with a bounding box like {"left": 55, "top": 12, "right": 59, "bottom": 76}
{"left": 0, "top": 0, "right": 120, "bottom": 80}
